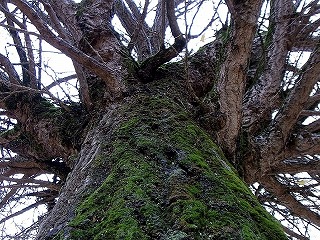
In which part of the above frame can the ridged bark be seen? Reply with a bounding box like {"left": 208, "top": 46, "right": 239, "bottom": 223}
{"left": 38, "top": 78, "right": 286, "bottom": 240}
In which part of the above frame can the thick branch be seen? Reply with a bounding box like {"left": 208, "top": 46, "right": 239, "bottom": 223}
{"left": 0, "top": 53, "right": 21, "bottom": 84}
{"left": 285, "top": 134, "right": 320, "bottom": 158}
{"left": 216, "top": 0, "right": 262, "bottom": 156}
{"left": 24, "top": 17, "right": 38, "bottom": 89}
{"left": 304, "top": 118, "right": 320, "bottom": 133}
{"left": 1, "top": 1, "right": 30, "bottom": 86}
{"left": 11, "top": 0, "right": 122, "bottom": 95}
{"left": 282, "top": 226, "right": 309, "bottom": 240}
{"left": 73, "top": 63, "right": 92, "bottom": 110}
{"left": 274, "top": 49, "right": 320, "bottom": 143}
{"left": 137, "top": 0, "right": 186, "bottom": 81}
{"left": 39, "top": 0, "right": 72, "bottom": 41}
{"left": 271, "top": 158, "right": 320, "bottom": 174}
{"left": 41, "top": 0, "right": 81, "bottom": 42}
{"left": 114, "top": 0, "right": 137, "bottom": 35}
{"left": 124, "top": 0, "right": 141, "bottom": 20}
{"left": 256, "top": 48, "right": 320, "bottom": 175}
{"left": 243, "top": 0, "right": 294, "bottom": 135}
{"left": 261, "top": 176, "right": 320, "bottom": 226}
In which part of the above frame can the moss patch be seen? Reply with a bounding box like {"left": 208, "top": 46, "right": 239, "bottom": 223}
{"left": 68, "top": 93, "right": 287, "bottom": 240}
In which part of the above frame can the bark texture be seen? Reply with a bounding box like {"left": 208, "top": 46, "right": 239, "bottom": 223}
{"left": 38, "top": 75, "right": 286, "bottom": 240}
{"left": 1, "top": 1, "right": 319, "bottom": 239}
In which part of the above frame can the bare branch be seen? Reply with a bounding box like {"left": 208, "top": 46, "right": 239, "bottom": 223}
{"left": 23, "top": 15, "right": 38, "bottom": 89}
{"left": 282, "top": 225, "right": 309, "bottom": 240}
{"left": 243, "top": 0, "right": 295, "bottom": 135}
{"left": 0, "top": 200, "right": 45, "bottom": 225}
{"left": 44, "top": 74, "right": 77, "bottom": 90}
{"left": 10, "top": 0, "right": 121, "bottom": 95}
{"left": 0, "top": 176, "right": 59, "bottom": 190}
{"left": 40, "top": 0, "right": 81, "bottom": 42}
{"left": 124, "top": 0, "right": 141, "bottom": 20}
{"left": 0, "top": 22, "right": 40, "bottom": 37}
{"left": 0, "top": 53, "right": 21, "bottom": 84}
{"left": 1, "top": 1, "right": 31, "bottom": 86}
{"left": 39, "top": 0, "right": 71, "bottom": 41}
{"left": 261, "top": 176, "right": 320, "bottom": 226}
{"left": 271, "top": 157, "right": 320, "bottom": 174}
{"left": 127, "top": 0, "right": 150, "bottom": 54}
{"left": 300, "top": 110, "right": 320, "bottom": 117}
{"left": 274, "top": 49, "right": 320, "bottom": 143}
{"left": 137, "top": 0, "right": 186, "bottom": 80}
{"left": 73, "top": 63, "right": 92, "bottom": 110}
{"left": 286, "top": 134, "right": 320, "bottom": 158}
{"left": 216, "top": 0, "right": 263, "bottom": 156}
{"left": 304, "top": 118, "right": 320, "bottom": 133}
{"left": 115, "top": 0, "right": 137, "bottom": 35}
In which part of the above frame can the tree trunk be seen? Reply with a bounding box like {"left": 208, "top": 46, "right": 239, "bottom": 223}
{"left": 37, "top": 76, "right": 287, "bottom": 240}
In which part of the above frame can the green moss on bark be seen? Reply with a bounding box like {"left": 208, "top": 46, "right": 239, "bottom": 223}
{"left": 68, "top": 94, "right": 287, "bottom": 240}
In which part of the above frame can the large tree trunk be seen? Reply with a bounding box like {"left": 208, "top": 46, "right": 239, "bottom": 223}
{"left": 37, "top": 76, "right": 287, "bottom": 240}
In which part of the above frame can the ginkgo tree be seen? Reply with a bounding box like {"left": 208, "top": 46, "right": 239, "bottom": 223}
{"left": 0, "top": 0, "right": 320, "bottom": 239}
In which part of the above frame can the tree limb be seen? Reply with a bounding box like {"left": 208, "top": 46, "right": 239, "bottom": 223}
{"left": 137, "top": 0, "right": 186, "bottom": 81}
{"left": 260, "top": 175, "right": 320, "bottom": 227}
{"left": 44, "top": 74, "right": 77, "bottom": 90}
{"left": 11, "top": 0, "right": 122, "bottom": 95}
{"left": 243, "top": 0, "right": 294, "bottom": 135}
{"left": 271, "top": 157, "right": 320, "bottom": 174}
{"left": 1, "top": 1, "right": 31, "bottom": 86}
{"left": 216, "top": 0, "right": 262, "bottom": 157}
{"left": 285, "top": 134, "right": 320, "bottom": 158}
{"left": 0, "top": 200, "right": 46, "bottom": 225}
{"left": 41, "top": 0, "right": 81, "bottom": 42}
{"left": 282, "top": 225, "right": 309, "bottom": 240}
{"left": 304, "top": 118, "right": 320, "bottom": 133}
{"left": 274, "top": 49, "right": 320, "bottom": 143}
{"left": 0, "top": 53, "right": 21, "bottom": 85}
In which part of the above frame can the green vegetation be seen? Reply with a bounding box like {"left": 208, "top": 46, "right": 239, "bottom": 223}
{"left": 68, "top": 92, "right": 287, "bottom": 240}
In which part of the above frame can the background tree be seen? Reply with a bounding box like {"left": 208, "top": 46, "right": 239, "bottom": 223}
{"left": 0, "top": 0, "right": 319, "bottom": 239}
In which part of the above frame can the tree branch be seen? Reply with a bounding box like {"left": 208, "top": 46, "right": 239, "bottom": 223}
{"left": 127, "top": 0, "right": 150, "bottom": 53}
{"left": 41, "top": 0, "right": 81, "bottom": 42}
{"left": 124, "top": 0, "right": 141, "bottom": 20}
{"left": 0, "top": 200, "right": 46, "bottom": 225}
{"left": 73, "top": 63, "right": 92, "bottom": 110}
{"left": 1, "top": 1, "right": 30, "bottom": 86}
{"left": 0, "top": 175, "right": 60, "bottom": 190}
{"left": 274, "top": 49, "right": 320, "bottom": 143}
{"left": 285, "top": 134, "right": 320, "bottom": 158}
{"left": 44, "top": 74, "right": 77, "bottom": 90}
{"left": 11, "top": 0, "right": 121, "bottom": 95}
{"left": 23, "top": 15, "right": 38, "bottom": 89}
{"left": 39, "top": 0, "right": 71, "bottom": 41}
{"left": 0, "top": 53, "right": 21, "bottom": 85}
{"left": 137, "top": 0, "right": 186, "bottom": 81}
{"left": 243, "top": 0, "right": 295, "bottom": 135}
{"left": 216, "top": 0, "right": 262, "bottom": 156}
{"left": 304, "top": 118, "right": 320, "bottom": 133}
{"left": 271, "top": 157, "right": 320, "bottom": 174}
{"left": 260, "top": 175, "right": 320, "bottom": 227}
{"left": 282, "top": 225, "right": 309, "bottom": 240}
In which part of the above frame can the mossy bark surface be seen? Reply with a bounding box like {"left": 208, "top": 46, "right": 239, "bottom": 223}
{"left": 41, "top": 78, "right": 287, "bottom": 240}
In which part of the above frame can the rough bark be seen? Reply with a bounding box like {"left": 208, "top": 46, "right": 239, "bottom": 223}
{"left": 1, "top": 1, "right": 319, "bottom": 238}
{"left": 243, "top": 0, "right": 295, "bottom": 135}
{"left": 216, "top": 0, "right": 263, "bottom": 158}
{"left": 35, "top": 72, "right": 287, "bottom": 240}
